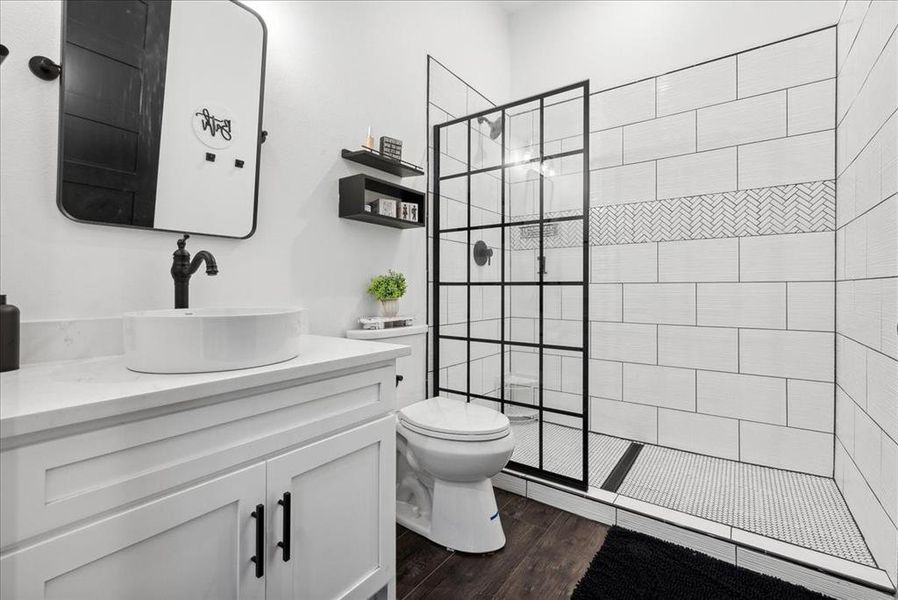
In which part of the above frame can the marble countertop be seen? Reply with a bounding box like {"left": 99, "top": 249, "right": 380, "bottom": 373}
{"left": 0, "top": 335, "right": 410, "bottom": 440}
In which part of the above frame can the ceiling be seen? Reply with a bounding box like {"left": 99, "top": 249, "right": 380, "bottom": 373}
{"left": 496, "top": 1, "right": 542, "bottom": 15}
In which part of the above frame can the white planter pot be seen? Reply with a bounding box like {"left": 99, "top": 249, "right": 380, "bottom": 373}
{"left": 380, "top": 299, "right": 399, "bottom": 317}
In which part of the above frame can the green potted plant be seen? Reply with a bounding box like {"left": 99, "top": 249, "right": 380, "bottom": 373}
{"left": 367, "top": 270, "right": 407, "bottom": 317}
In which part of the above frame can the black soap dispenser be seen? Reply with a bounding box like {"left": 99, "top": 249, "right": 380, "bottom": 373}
{"left": 0, "top": 294, "right": 20, "bottom": 372}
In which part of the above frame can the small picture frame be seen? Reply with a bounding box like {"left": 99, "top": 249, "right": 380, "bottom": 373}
{"left": 379, "top": 136, "right": 403, "bottom": 161}
{"left": 399, "top": 202, "right": 419, "bottom": 223}
{"left": 372, "top": 198, "right": 398, "bottom": 218}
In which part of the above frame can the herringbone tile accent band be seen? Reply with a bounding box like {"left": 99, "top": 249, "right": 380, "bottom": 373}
{"left": 506, "top": 180, "right": 834, "bottom": 249}
{"left": 590, "top": 180, "right": 835, "bottom": 246}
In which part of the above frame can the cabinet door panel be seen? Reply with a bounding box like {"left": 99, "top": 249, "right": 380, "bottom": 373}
{"left": 0, "top": 463, "right": 266, "bottom": 600}
{"left": 267, "top": 417, "right": 395, "bottom": 600}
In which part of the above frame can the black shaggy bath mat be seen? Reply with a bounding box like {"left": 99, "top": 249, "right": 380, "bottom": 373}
{"left": 571, "top": 527, "right": 831, "bottom": 600}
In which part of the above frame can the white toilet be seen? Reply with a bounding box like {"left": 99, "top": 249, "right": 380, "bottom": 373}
{"left": 396, "top": 396, "right": 515, "bottom": 553}
{"left": 345, "top": 326, "right": 515, "bottom": 553}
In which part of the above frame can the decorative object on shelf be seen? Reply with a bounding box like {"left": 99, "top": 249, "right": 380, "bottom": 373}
{"left": 371, "top": 198, "right": 398, "bottom": 218}
{"left": 358, "top": 316, "right": 415, "bottom": 330}
{"left": 399, "top": 201, "right": 418, "bottom": 223}
{"left": 367, "top": 270, "right": 407, "bottom": 318}
{"left": 341, "top": 148, "right": 424, "bottom": 178}
{"left": 28, "top": 55, "right": 61, "bottom": 80}
{"left": 339, "top": 174, "right": 424, "bottom": 228}
{"left": 365, "top": 126, "right": 375, "bottom": 150}
{"left": 0, "top": 294, "right": 20, "bottom": 372}
{"left": 473, "top": 240, "right": 494, "bottom": 266}
{"left": 379, "top": 136, "right": 402, "bottom": 161}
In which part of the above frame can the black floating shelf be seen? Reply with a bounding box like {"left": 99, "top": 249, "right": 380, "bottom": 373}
{"left": 341, "top": 148, "right": 424, "bottom": 177}
{"left": 339, "top": 173, "right": 425, "bottom": 229}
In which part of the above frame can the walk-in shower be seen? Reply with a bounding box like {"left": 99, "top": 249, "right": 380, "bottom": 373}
{"left": 433, "top": 81, "right": 591, "bottom": 490}
{"left": 427, "top": 21, "right": 897, "bottom": 591}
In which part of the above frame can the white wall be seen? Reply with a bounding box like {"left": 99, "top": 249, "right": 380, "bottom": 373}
{"left": 0, "top": 1, "right": 510, "bottom": 338}
{"left": 508, "top": 0, "right": 842, "bottom": 96}
{"left": 833, "top": 0, "right": 898, "bottom": 586}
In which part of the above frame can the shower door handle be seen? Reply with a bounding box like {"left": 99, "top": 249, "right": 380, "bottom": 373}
{"left": 538, "top": 255, "right": 547, "bottom": 275}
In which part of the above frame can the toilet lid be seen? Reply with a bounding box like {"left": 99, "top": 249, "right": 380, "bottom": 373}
{"left": 399, "top": 396, "right": 510, "bottom": 440}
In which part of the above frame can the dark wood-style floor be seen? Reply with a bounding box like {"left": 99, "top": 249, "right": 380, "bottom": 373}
{"left": 396, "top": 489, "right": 610, "bottom": 600}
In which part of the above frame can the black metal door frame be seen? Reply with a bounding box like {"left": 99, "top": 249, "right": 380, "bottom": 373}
{"left": 433, "top": 81, "right": 590, "bottom": 491}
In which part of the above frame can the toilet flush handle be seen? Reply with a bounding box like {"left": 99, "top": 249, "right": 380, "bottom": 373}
{"left": 396, "top": 375, "right": 404, "bottom": 387}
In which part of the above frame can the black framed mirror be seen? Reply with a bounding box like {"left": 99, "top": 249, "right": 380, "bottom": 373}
{"left": 57, "top": 0, "right": 266, "bottom": 239}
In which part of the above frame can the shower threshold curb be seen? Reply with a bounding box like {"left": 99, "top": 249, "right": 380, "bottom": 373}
{"left": 493, "top": 469, "right": 896, "bottom": 600}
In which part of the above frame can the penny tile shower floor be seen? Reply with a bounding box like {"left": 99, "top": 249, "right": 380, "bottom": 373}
{"left": 509, "top": 421, "right": 875, "bottom": 567}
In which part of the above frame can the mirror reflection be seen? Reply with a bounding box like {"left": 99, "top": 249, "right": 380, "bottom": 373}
{"left": 58, "top": 0, "right": 266, "bottom": 238}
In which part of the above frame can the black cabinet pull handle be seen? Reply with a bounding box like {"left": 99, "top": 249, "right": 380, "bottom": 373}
{"left": 250, "top": 504, "right": 264, "bottom": 578}
{"left": 277, "top": 492, "right": 291, "bottom": 561}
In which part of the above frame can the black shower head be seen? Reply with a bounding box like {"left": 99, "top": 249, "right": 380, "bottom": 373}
{"left": 477, "top": 115, "right": 504, "bottom": 140}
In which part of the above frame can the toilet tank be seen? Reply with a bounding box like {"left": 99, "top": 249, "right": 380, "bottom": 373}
{"left": 345, "top": 325, "right": 427, "bottom": 409}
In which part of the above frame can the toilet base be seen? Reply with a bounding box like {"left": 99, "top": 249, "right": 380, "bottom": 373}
{"left": 397, "top": 477, "right": 506, "bottom": 554}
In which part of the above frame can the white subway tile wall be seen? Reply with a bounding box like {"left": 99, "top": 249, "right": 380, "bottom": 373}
{"left": 740, "top": 421, "right": 834, "bottom": 475}
{"left": 590, "top": 79, "right": 655, "bottom": 130}
{"left": 622, "top": 111, "right": 696, "bottom": 163}
{"left": 787, "top": 79, "right": 835, "bottom": 136}
{"left": 834, "top": 2, "right": 898, "bottom": 585}
{"left": 736, "top": 28, "right": 836, "bottom": 98}
{"left": 659, "top": 238, "right": 739, "bottom": 282}
{"left": 786, "top": 380, "right": 835, "bottom": 433}
{"left": 656, "top": 57, "right": 736, "bottom": 117}
{"left": 696, "top": 371, "right": 787, "bottom": 425}
{"left": 737, "top": 130, "right": 835, "bottom": 190}
{"left": 656, "top": 148, "right": 737, "bottom": 199}
{"left": 581, "top": 28, "right": 839, "bottom": 474}
{"left": 697, "top": 282, "right": 786, "bottom": 329}
{"left": 658, "top": 409, "right": 740, "bottom": 460}
{"left": 623, "top": 363, "right": 696, "bottom": 411}
{"left": 590, "top": 161, "right": 656, "bottom": 206}
{"left": 430, "top": 27, "right": 894, "bottom": 527}
{"left": 697, "top": 91, "right": 786, "bottom": 151}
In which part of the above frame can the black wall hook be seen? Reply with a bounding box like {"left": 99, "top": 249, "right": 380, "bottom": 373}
{"left": 29, "top": 56, "right": 61, "bottom": 80}
{"left": 0, "top": 45, "right": 9, "bottom": 66}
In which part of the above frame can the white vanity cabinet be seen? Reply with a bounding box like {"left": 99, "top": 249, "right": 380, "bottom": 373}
{"left": 0, "top": 462, "right": 269, "bottom": 600}
{"left": 266, "top": 417, "right": 395, "bottom": 600}
{"left": 0, "top": 335, "right": 406, "bottom": 600}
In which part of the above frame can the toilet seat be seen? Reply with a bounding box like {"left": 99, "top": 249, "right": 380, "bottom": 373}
{"left": 399, "top": 396, "right": 511, "bottom": 441}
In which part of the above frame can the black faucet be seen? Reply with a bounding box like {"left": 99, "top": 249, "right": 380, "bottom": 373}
{"left": 171, "top": 234, "right": 218, "bottom": 309}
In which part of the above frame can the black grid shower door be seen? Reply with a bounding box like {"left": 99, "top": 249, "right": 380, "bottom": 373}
{"left": 433, "top": 81, "right": 590, "bottom": 491}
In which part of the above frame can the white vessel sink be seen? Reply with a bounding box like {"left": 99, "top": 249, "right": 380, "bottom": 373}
{"left": 123, "top": 307, "right": 303, "bottom": 373}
